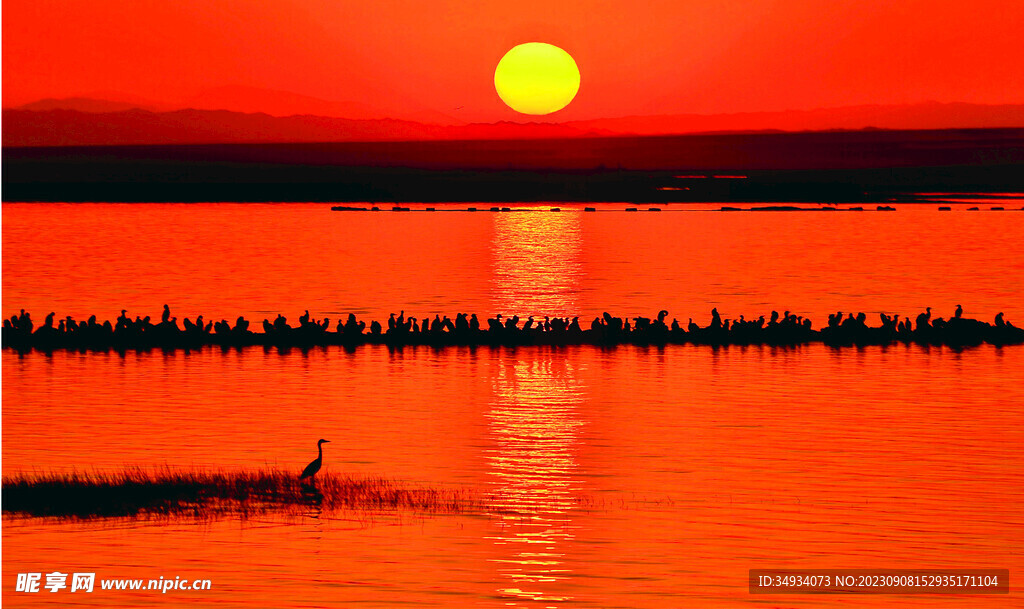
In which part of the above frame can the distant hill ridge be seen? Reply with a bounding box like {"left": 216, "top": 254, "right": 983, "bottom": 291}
{"left": 4, "top": 100, "right": 1024, "bottom": 147}
{"left": 1, "top": 108, "right": 604, "bottom": 147}
{"left": 566, "top": 102, "right": 1024, "bottom": 135}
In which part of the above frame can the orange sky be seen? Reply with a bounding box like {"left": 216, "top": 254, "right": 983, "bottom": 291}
{"left": 4, "top": 0, "right": 1023, "bottom": 123}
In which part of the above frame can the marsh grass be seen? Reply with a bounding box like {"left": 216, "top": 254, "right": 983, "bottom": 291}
{"left": 2, "top": 468, "right": 487, "bottom": 520}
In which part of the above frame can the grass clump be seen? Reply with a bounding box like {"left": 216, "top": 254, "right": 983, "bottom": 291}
{"left": 2, "top": 468, "right": 482, "bottom": 520}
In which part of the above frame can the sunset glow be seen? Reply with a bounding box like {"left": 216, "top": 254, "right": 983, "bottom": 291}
{"left": 4, "top": 0, "right": 1023, "bottom": 124}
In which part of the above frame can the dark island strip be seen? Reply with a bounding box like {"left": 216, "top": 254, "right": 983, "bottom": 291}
{"left": 4, "top": 307, "right": 1022, "bottom": 351}
{"left": 330, "top": 204, "right": 1020, "bottom": 212}
{"left": 5, "top": 129, "right": 1024, "bottom": 203}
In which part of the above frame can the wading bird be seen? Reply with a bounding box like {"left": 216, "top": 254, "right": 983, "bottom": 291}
{"left": 300, "top": 439, "right": 330, "bottom": 480}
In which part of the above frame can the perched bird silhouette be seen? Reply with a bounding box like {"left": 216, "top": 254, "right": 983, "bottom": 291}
{"left": 300, "top": 439, "right": 331, "bottom": 480}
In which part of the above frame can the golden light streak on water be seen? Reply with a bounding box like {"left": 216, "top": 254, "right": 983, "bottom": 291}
{"left": 486, "top": 357, "right": 586, "bottom": 607}
{"left": 490, "top": 211, "right": 583, "bottom": 318}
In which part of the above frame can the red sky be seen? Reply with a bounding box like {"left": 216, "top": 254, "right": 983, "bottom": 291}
{"left": 4, "top": 0, "right": 1023, "bottom": 123}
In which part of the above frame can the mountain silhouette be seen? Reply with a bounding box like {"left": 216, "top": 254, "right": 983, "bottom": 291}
{"left": 17, "top": 97, "right": 162, "bottom": 114}
{"left": 2, "top": 108, "right": 601, "bottom": 147}
{"left": 3, "top": 101, "right": 1024, "bottom": 147}
{"left": 567, "top": 102, "right": 1024, "bottom": 135}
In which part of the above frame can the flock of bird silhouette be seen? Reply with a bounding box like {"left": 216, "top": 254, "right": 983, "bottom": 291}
{"left": 4, "top": 303, "right": 1020, "bottom": 481}
{"left": 3, "top": 304, "right": 1021, "bottom": 350}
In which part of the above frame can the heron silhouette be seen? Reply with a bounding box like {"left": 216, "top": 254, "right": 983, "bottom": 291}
{"left": 300, "top": 439, "right": 330, "bottom": 480}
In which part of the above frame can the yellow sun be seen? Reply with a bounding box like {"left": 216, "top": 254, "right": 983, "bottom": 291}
{"left": 494, "top": 43, "right": 580, "bottom": 115}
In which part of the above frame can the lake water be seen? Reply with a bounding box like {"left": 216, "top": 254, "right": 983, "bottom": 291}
{"left": 3, "top": 202, "right": 1023, "bottom": 607}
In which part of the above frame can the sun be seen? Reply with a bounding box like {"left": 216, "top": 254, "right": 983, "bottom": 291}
{"left": 494, "top": 43, "right": 580, "bottom": 115}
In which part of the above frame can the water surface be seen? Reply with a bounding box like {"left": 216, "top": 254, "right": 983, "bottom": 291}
{"left": 3, "top": 202, "right": 1022, "bottom": 607}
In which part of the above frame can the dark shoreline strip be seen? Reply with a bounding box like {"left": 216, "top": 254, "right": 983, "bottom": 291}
{"left": 3, "top": 309, "right": 1023, "bottom": 351}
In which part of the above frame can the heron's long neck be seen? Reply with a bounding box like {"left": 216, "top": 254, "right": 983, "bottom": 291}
{"left": 318, "top": 444, "right": 323, "bottom": 460}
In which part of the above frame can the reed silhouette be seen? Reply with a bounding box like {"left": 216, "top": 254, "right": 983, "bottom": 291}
{"left": 3, "top": 305, "right": 1022, "bottom": 351}
{"left": 2, "top": 468, "right": 484, "bottom": 520}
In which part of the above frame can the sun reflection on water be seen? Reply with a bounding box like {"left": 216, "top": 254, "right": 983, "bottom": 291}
{"left": 486, "top": 210, "right": 589, "bottom": 605}
{"left": 486, "top": 356, "right": 586, "bottom": 606}
{"left": 490, "top": 211, "right": 583, "bottom": 318}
